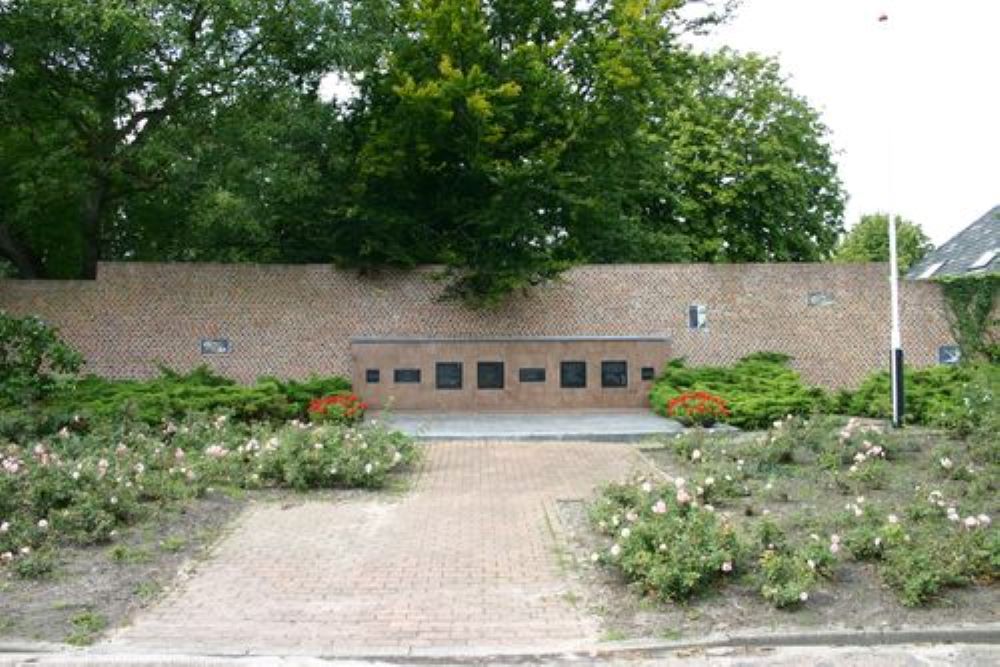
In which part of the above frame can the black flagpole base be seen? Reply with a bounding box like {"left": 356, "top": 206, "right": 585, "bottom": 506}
{"left": 891, "top": 348, "right": 905, "bottom": 428}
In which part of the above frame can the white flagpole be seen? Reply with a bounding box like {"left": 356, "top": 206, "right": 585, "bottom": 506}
{"left": 880, "top": 10, "right": 904, "bottom": 428}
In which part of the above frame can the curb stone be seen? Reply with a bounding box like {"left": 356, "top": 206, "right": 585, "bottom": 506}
{"left": 2, "top": 624, "right": 998, "bottom": 664}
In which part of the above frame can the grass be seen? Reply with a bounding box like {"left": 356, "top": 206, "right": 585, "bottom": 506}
{"left": 133, "top": 580, "right": 162, "bottom": 603}
{"left": 158, "top": 536, "right": 187, "bottom": 553}
{"left": 65, "top": 611, "right": 107, "bottom": 646}
{"left": 109, "top": 544, "right": 152, "bottom": 564}
{"left": 659, "top": 628, "right": 682, "bottom": 641}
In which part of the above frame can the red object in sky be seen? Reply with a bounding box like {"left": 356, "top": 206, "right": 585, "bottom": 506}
{"left": 878, "top": 13, "right": 889, "bottom": 22}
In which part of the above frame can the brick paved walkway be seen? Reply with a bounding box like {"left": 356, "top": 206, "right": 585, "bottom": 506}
{"left": 110, "top": 441, "right": 642, "bottom": 656}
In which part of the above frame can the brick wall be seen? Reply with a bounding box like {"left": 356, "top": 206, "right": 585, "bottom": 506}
{"left": 0, "top": 262, "right": 954, "bottom": 389}
{"left": 351, "top": 337, "right": 670, "bottom": 409}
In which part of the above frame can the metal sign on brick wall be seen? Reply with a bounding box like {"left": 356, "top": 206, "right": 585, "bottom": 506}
{"left": 200, "top": 338, "right": 231, "bottom": 355}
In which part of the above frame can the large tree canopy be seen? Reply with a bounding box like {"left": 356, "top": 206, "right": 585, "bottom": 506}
{"left": 833, "top": 213, "right": 933, "bottom": 274}
{"left": 0, "top": 0, "right": 359, "bottom": 278}
{"left": 1, "top": 0, "right": 847, "bottom": 304}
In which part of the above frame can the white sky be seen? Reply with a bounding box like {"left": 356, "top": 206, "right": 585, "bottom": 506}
{"left": 690, "top": 0, "right": 1000, "bottom": 246}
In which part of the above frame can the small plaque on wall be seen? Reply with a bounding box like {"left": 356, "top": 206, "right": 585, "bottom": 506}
{"left": 807, "top": 291, "right": 835, "bottom": 307}
{"left": 519, "top": 367, "right": 546, "bottom": 383}
{"left": 200, "top": 339, "right": 231, "bottom": 355}
{"left": 938, "top": 345, "right": 961, "bottom": 365}
{"left": 394, "top": 368, "right": 421, "bottom": 384}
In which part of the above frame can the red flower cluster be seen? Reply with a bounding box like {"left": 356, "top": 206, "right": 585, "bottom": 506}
{"left": 308, "top": 393, "right": 368, "bottom": 423}
{"left": 666, "top": 390, "right": 730, "bottom": 426}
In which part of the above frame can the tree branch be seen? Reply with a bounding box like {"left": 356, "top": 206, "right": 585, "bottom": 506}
{"left": 0, "top": 222, "right": 44, "bottom": 278}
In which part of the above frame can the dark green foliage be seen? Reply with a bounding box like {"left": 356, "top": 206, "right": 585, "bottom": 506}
{"left": 650, "top": 353, "right": 827, "bottom": 429}
{"left": 833, "top": 213, "right": 933, "bottom": 274}
{"left": 37, "top": 367, "right": 351, "bottom": 427}
{"left": 939, "top": 274, "right": 999, "bottom": 363}
{"left": 1, "top": 1, "right": 846, "bottom": 306}
{"left": 0, "top": 0, "right": 354, "bottom": 280}
{"left": 653, "top": 352, "right": 997, "bottom": 437}
{"left": 13, "top": 549, "right": 56, "bottom": 579}
{"left": 843, "top": 363, "right": 998, "bottom": 433}
{"left": 0, "top": 312, "right": 83, "bottom": 406}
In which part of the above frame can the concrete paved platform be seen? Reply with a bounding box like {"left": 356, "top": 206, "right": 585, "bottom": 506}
{"left": 374, "top": 410, "right": 685, "bottom": 441}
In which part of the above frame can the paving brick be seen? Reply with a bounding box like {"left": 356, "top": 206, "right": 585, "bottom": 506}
{"left": 109, "top": 441, "right": 644, "bottom": 654}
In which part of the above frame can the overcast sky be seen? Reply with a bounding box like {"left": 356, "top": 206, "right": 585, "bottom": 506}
{"left": 691, "top": 0, "right": 1000, "bottom": 246}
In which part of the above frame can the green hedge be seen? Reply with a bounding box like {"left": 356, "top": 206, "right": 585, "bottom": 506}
{"left": 838, "top": 363, "right": 998, "bottom": 433}
{"left": 651, "top": 352, "right": 997, "bottom": 434}
{"left": 649, "top": 353, "right": 827, "bottom": 430}
{"left": 24, "top": 366, "right": 351, "bottom": 428}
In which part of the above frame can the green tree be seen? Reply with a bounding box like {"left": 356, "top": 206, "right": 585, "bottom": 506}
{"left": 0, "top": 311, "right": 82, "bottom": 406}
{"left": 1, "top": 0, "right": 848, "bottom": 307}
{"left": 588, "top": 50, "right": 845, "bottom": 263}
{"left": 0, "top": 0, "right": 352, "bottom": 278}
{"left": 334, "top": 0, "right": 751, "bottom": 304}
{"left": 335, "top": 4, "right": 844, "bottom": 302}
{"left": 834, "top": 213, "right": 933, "bottom": 273}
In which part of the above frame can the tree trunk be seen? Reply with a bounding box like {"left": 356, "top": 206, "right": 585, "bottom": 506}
{"left": 80, "top": 178, "right": 110, "bottom": 280}
{"left": 0, "top": 223, "right": 44, "bottom": 278}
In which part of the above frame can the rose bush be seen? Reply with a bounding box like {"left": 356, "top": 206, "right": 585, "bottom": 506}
{"left": 0, "top": 414, "right": 417, "bottom": 577}
{"left": 590, "top": 478, "right": 741, "bottom": 601}
{"left": 597, "top": 415, "right": 998, "bottom": 610}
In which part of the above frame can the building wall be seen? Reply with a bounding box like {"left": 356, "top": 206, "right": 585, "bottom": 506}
{"left": 0, "top": 262, "right": 954, "bottom": 392}
{"left": 351, "top": 337, "right": 670, "bottom": 409}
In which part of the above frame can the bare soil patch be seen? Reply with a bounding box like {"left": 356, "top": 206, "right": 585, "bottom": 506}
{"left": 0, "top": 492, "right": 244, "bottom": 646}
